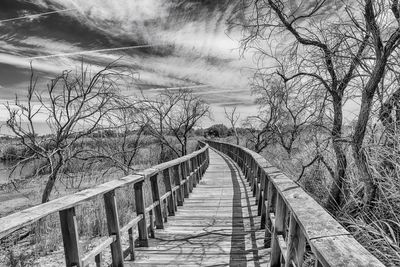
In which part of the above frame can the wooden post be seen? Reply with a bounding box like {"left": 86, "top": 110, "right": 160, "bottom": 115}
{"left": 59, "top": 207, "right": 82, "bottom": 267}
{"left": 187, "top": 160, "right": 193, "bottom": 193}
{"left": 164, "top": 168, "right": 176, "bottom": 216}
{"left": 193, "top": 157, "right": 199, "bottom": 185}
{"left": 95, "top": 253, "right": 102, "bottom": 267}
{"left": 191, "top": 158, "right": 198, "bottom": 188}
{"left": 150, "top": 174, "right": 164, "bottom": 229}
{"left": 128, "top": 228, "right": 135, "bottom": 261}
{"left": 175, "top": 164, "right": 184, "bottom": 205}
{"left": 134, "top": 181, "right": 149, "bottom": 247}
{"left": 103, "top": 190, "right": 124, "bottom": 267}
{"left": 181, "top": 162, "right": 189, "bottom": 198}
{"left": 270, "top": 194, "right": 287, "bottom": 267}
{"left": 255, "top": 166, "right": 260, "bottom": 204}
{"left": 149, "top": 210, "right": 155, "bottom": 238}
{"left": 285, "top": 214, "right": 306, "bottom": 267}
{"left": 252, "top": 162, "right": 257, "bottom": 197}
{"left": 260, "top": 173, "right": 269, "bottom": 229}
{"left": 265, "top": 181, "right": 276, "bottom": 248}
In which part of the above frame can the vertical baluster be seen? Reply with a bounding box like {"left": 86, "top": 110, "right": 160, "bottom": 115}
{"left": 255, "top": 166, "right": 261, "bottom": 203}
{"left": 187, "top": 160, "right": 193, "bottom": 193}
{"left": 95, "top": 253, "right": 102, "bottom": 267}
{"left": 252, "top": 161, "right": 257, "bottom": 197}
{"left": 104, "top": 190, "right": 124, "bottom": 266}
{"left": 175, "top": 164, "right": 184, "bottom": 206}
{"left": 270, "top": 194, "right": 287, "bottom": 267}
{"left": 150, "top": 174, "right": 164, "bottom": 230}
{"left": 258, "top": 170, "right": 266, "bottom": 216}
{"left": 134, "top": 181, "right": 149, "bottom": 247}
{"left": 260, "top": 173, "right": 269, "bottom": 229}
{"left": 181, "top": 162, "right": 190, "bottom": 198}
{"left": 59, "top": 207, "right": 82, "bottom": 267}
{"left": 149, "top": 210, "right": 155, "bottom": 238}
{"left": 128, "top": 227, "right": 135, "bottom": 261}
{"left": 265, "top": 181, "right": 276, "bottom": 248}
{"left": 164, "top": 168, "right": 176, "bottom": 216}
{"left": 285, "top": 213, "right": 306, "bottom": 267}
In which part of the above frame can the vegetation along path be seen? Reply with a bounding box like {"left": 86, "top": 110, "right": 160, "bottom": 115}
{"left": 128, "top": 148, "right": 269, "bottom": 266}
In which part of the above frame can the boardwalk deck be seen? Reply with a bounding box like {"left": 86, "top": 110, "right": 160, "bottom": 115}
{"left": 126, "top": 148, "right": 270, "bottom": 266}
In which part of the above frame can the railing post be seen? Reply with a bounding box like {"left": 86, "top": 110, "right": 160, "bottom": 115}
{"left": 59, "top": 207, "right": 82, "bottom": 267}
{"left": 270, "top": 194, "right": 287, "bottom": 267}
{"left": 104, "top": 190, "right": 124, "bottom": 266}
{"left": 134, "top": 181, "right": 149, "bottom": 247}
{"left": 191, "top": 158, "right": 198, "bottom": 188}
{"left": 175, "top": 164, "right": 184, "bottom": 206}
{"left": 128, "top": 227, "right": 135, "bottom": 261}
{"left": 255, "top": 166, "right": 261, "bottom": 204}
{"left": 194, "top": 156, "right": 200, "bottom": 185}
{"left": 285, "top": 213, "right": 306, "bottom": 267}
{"left": 181, "top": 162, "right": 190, "bottom": 198}
{"left": 187, "top": 160, "right": 194, "bottom": 193}
{"left": 150, "top": 174, "right": 164, "bottom": 230}
{"left": 258, "top": 170, "right": 266, "bottom": 217}
{"left": 260, "top": 172, "right": 268, "bottom": 228}
{"left": 265, "top": 181, "right": 276, "bottom": 248}
{"left": 164, "top": 168, "right": 176, "bottom": 216}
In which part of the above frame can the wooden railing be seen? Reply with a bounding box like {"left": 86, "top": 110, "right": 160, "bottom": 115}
{"left": 0, "top": 142, "right": 209, "bottom": 267}
{"left": 206, "top": 140, "right": 384, "bottom": 267}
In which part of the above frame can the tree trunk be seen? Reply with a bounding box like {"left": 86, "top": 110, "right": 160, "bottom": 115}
{"left": 352, "top": 59, "right": 387, "bottom": 207}
{"left": 327, "top": 96, "right": 347, "bottom": 212}
{"left": 352, "top": 87, "right": 378, "bottom": 207}
{"left": 41, "top": 156, "right": 63, "bottom": 203}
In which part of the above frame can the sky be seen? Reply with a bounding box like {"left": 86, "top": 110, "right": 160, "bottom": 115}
{"left": 0, "top": 0, "right": 258, "bottom": 131}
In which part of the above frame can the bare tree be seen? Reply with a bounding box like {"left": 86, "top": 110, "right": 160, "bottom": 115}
{"left": 5, "top": 63, "right": 127, "bottom": 203}
{"left": 91, "top": 101, "right": 147, "bottom": 175}
{"left": 351, "top": 0, "right": 400, "bottom": 206}
{"left": 140, "top": 90, "right": 183, "bottom": 162}
{"left": 224, "top": 107, "right": 240, "bottom": 145}
{"left": 238, "top": 0, "right": 374, "bottom": 210}
{"left": 141, "top": 89, "right": 210, "bottom": 159}
{"left": 164, "top": 89, "right": 210, "bottom": 156}
{"left": 242, "top": 115, "right": 276, "bottom": 153}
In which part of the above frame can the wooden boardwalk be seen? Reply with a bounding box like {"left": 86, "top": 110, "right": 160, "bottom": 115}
{"left": 127, "top": 148, "right": 270, "bottom": 266}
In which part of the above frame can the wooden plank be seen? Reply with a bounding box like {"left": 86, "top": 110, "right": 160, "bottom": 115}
{"left": 279, "top": 187, "right": 349, "bottom": 240}
{"left": 104, "top": 190, "right": 124, "bottom": 266}
{"left": 310, "top": 235, "right": 385, "bottom": 267}
{"left": 0, "top": 174, "right": 143, "bottom": 240}
{"left": 59, "top": 207, "right": 82, "bottom": 267}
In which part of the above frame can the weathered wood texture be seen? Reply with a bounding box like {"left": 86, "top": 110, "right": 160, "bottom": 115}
{"left": 207, "top": 140, "right": 384, "bottom": 267}
{"left": 125, "top": 148, "right": 270, "bottom": 266}
{"left": 0, "top": 142, "right": 209, "bottom": 267}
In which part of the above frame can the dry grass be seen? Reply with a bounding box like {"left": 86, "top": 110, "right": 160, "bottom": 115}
{"left": 0, "top": 138, "right": 198, "bottom": 266}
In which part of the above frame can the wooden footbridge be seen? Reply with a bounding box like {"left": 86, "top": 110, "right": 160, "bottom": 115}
{"left": 0, "top": 141, "right": 384, "bottom": 266}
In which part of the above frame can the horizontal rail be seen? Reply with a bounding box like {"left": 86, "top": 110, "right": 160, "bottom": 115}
{"left": 206, "top": 140, "right": 384, "bottom": 267}
{"left": 0, "top": 141, "right": 210, "bottom": 267}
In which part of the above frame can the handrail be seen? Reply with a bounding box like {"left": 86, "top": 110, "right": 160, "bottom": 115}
{"left": 206, "top": 140, "right": 384, "bottom": 267}
{"left": 0, "top": 141, "right": 210, "bottom": 267}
